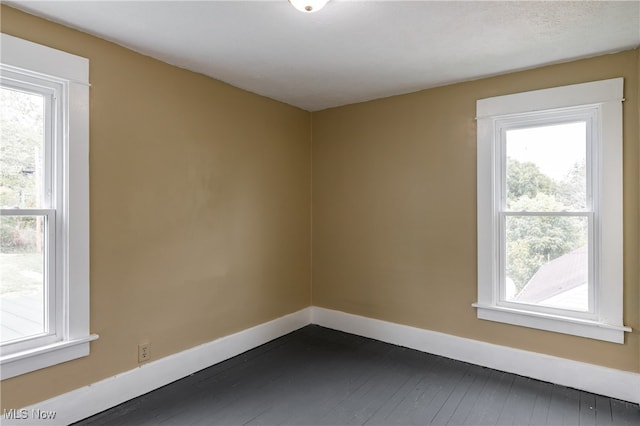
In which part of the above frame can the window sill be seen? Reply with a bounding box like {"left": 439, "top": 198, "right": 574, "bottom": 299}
{"left": 472, "top": 303, "right": 630, "bottom": 344}
{"left": 0, "top": 334, "right": 99, "bottom": 379}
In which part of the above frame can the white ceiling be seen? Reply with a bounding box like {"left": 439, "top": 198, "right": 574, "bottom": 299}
{"left": 6, "top": 1, "right": 640, "bottom": 111}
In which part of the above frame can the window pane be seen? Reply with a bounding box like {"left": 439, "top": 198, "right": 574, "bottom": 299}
{"left": 0, "top": 215, "right": 46, "bottom": 343}
{"left": 506, "top": 122, "right": 586, "bottom": 211}
{"left": 505, "top": 215, "right": 588, "bottom": 312}
{"left": 0, "top": 86, "right": 45, "bottom": 209}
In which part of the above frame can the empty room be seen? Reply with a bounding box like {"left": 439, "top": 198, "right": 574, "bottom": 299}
{"left": 1, "top": 1, "right": 639, "bottom": 425}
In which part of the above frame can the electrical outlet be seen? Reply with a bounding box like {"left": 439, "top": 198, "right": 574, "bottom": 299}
{"left": 138, "top": 343, "right": 151, "bottom": 363}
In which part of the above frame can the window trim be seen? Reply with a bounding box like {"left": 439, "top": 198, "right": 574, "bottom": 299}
{"left": 473, "top": 78, "right": 631, "bottom": 344}
{"left": 0, "top": 33, "right": 97, "bottom": 379}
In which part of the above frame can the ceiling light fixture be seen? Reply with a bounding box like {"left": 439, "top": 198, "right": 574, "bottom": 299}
{"left": 289, "top": 0, "right": 329, "bottom": 13}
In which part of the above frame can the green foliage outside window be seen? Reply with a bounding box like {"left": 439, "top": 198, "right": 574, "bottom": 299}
{"left": 506, "top": 159, "right": 587, "bottom": 291}
{"left": 0, "top": 87, "right": 44, "bottom": 253}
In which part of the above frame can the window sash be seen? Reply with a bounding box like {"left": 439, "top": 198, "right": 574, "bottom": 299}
{"left": 0, "top": 209, "right": 60, "bottom": 355}
{"left": 1, "top": 70, "right": 59, "bottom": 210}
{"left": 496, "top": 211, "right": 596, "bottom": 318}
{"left": 1, "top": 69, "right": 63, "bottom": 355}
{"left": 496, "top": 109, "right": 597, "bottom": 214}
{"left": 492, "top": 108, "right": 598, "bottom": 317}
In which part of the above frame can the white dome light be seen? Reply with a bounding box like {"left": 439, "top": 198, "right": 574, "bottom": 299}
{"left": 289, "top": 0, "right": 330, "bottom": 13}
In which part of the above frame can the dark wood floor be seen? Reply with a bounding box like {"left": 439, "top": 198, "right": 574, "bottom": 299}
{"left": 75, "top": 325, "right": 639, "bottom": 426}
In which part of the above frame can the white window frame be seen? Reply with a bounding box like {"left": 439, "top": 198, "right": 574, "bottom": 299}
{"left": 1, "top": 72, "right": 62, "bottom": 355}
{"left": 0, "top": 33, "right": 97, "bottom": 379}
{"left": 473, "top": 78, "right": 631, "bottom": 344}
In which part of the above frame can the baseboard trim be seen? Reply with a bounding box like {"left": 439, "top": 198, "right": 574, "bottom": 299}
{"left": 2, "top": 308, "right": 311, "bottom": 426}
{"left": 5, "top": 305, "right": 638, "bottom": 425}
{"left": 311, "top": 306, "right": 640, "bottom": 404}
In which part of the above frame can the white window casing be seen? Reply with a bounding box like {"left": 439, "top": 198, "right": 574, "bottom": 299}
{"left": 0, "top": 33, "right": 98, "bottom": 379}
{"left": 474, "top": 78, "right": 631, "bottom": 344}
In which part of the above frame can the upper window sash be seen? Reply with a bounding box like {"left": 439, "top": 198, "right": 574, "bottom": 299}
{"left": 1, "top": 72, "right": 60, "bottom": 211}
{"left": 494, "top": 108, "right": 598, "bottom": 214}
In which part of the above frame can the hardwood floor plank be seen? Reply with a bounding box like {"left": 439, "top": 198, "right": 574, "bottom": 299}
{"left": 579, "top": 391, "right": 597, "bottom": 426}
{"left": 495, "top": 376, "right": 538, "bottom": 426}
{"left": 428, "top": 363, "right": 483, "bottom": 425}
{"left": 528, "top": 380, "right": 553, "bottom": 426}
{"left": 561, "top": 387, "right": 581, "bottom": 426}
{"left": 595, "top": 394, "right": 614, "bottom": 426}
{"left": 445, "top": 365, "right": 492, "bottom": 425}
{"left": 312, "top": 349, "right": 422, "bottom": 425}
{"left": 611, "top": 398, "right": 640, "bottom": 426}
{"left": 545, "top": 384, "right": 568, "bottom": 425}
{"left": 361, "top": 357, "right": 440, "bottom": 426}
{"left": 464, "top": 369, "right": 515, "bottom": 425}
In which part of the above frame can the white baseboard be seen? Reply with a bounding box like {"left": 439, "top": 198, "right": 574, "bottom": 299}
{"left": 311, "top": 306, "right": 640, "bottom": 405}
{"left": 2, "top": 308, "right": 311, "bottom": 426}
{"left": 4, "top": 305, "right": 638, "bottom": 425}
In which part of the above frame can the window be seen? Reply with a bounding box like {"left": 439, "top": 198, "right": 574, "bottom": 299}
{"left": 0, "top": 33, "right": 96, "bottom": 379}
{"left": 474, "top": 78, "right": 630, "bottom": 344}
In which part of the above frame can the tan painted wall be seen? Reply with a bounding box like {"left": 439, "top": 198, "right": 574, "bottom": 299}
{"left": 0, "top": 6, "right": 312, "bottom": 409}
{"left": 312, "top": 49, "right": 640, "bottom": 372}
{"left": 2, "top": 3, "right": 639, "bottom": 414}
{"left": 637, "top": 50, "right": 640, "bottom": 373}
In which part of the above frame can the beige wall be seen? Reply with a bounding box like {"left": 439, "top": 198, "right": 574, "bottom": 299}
{"left": 2, "top": 3, "right": 640, "bottom": 413}
{"left": 312, "top": 50, "right": 640, "bottom": 372}
{"left": 1, "top": 6, "right": 311, "bottom": 409}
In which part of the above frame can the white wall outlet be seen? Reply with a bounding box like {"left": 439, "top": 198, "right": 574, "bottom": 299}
{"left": 138, "top": 343, "right": 151, "bottom": 363}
